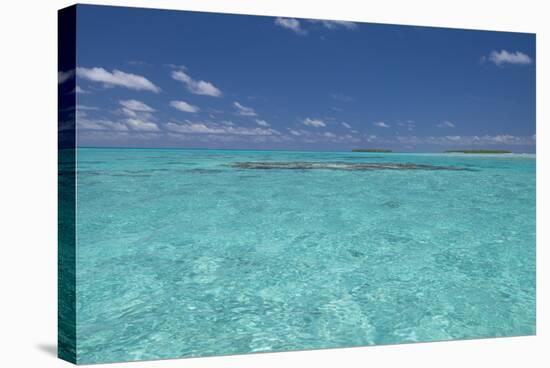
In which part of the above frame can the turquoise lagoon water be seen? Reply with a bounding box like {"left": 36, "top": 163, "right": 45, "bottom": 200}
{"left": 74, "top": 148, "right": 535, "bottom": 363}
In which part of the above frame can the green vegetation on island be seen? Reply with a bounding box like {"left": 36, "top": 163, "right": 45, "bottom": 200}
{"left": 444, "top": 150, "right": 512, "bottom": 154}
{"left": 352, "top": 149, "right": 392, "bottom": 153}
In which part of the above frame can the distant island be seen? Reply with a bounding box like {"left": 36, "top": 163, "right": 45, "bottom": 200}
{"left": 445, "top": 150, "right": 512, "bottom": 154}
{"left": 352, "top": 149, "right": 392, "bottom": 153}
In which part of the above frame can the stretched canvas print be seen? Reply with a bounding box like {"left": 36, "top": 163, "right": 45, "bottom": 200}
{"left": 58, "top": 4, "right": 536, "bottom": 364}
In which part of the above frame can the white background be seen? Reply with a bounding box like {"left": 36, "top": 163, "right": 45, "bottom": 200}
{"left": 0, "top": 0, "right": 547, "bottom": 366}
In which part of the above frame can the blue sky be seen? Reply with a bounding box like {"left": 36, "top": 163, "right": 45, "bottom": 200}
{"left": 60, "top": 4, "right": 536, "bottom": 152}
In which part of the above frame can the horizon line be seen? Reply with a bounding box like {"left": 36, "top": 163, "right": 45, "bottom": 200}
{"left": 71, "top": 146, "right": 535, "bottom": 154}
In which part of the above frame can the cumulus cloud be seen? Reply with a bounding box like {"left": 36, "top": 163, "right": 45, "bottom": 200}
{"left": 309, "top": 19, "right": 358, "bottom": 30}
{"left": 171, "top": 70, "right": 221, "bottom": 97}
{"left": 77, "top": 101, "right": 159, "bottom": 132}
{"left": 80, "top": 99, "right": 159, "bottom": 132}
{"left": 275, "top": 18, "right": 307, "bottom": 35}
{"left": 275, "top": 18, "right": 357, "bottom": 35}
{"left": 78, "top": 130, "right": 161, "bottom": 145}
{"left": 436, "top": 121, "right": 456, "bottom": 128}
{"left": 331, "top": 93, "right": 354, "bottom": 102}
{"left": 476, "top": 134, "right": 532, "bottom": 145}
{"left": 166, "top": 121, "right": 279, "bottom": 136}
{"left": 165, "top": 63, "right": 188, "bottom": 70}
{"left": 78, "top": 118, "right": 129, "bottom": 131}
{"left": 76, "top": 67, "right": 161, "bottom": 92}
{"left": 283, "top": 127, "right": 359, "bottom": 143}
{"left": 302, "top": 118, "right": 326, "bottom": 128}
{"left": 118, "top": 99, "right": 156, "bottom": 119}
{"left": 486, "top": 50, "right": 532, "bottom": 66}
{"left": 366, "top": 134, "right": 378, "bottom": 142}
{"left": 125, "top": 118, "right": 160, "bottom": 132}
{"left": 256, "top": 119, "right": 270, "bottom": 127}
{"left": 373, "top": 121, "right": 390, "bottom": 128}
{"left": 234, "top": 101, "right": 257, "bottom": 116}
{"left": 395, "top": 134, "right": 535, "bottom": 146}
{"left": 341, "top": 122, "right": 352, "bottom": 129}
{"left": 166, "top": 122, "right": 225, "bottom": 135}
{"left": 397, "top": 120, "right": 416, "bottom": 131}
{"left": 445, "top": 135, "right": 462, "bottom": 141}
{"left": 76, "top": 105, "right": 98, "bottom": 111}
{"left": 119, "top": 99, "right": 155, "bottom": 112}
{"left": 170, "top": 100, "right": 200, "bottom": 113}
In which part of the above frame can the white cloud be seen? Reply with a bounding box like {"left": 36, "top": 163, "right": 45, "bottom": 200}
{"left": 445, "top": 135, "right": 462, "bottom": 141}
{"left": 118, "top": 99, "right": 156, "bottom": 120}
{"left": 331, "top": 93, "right": 354, "bottom": 102}
{"left": 76, "top": 67, "right": 161, "bottom": 92}
{"left": 436, "top": 121, "right": 456, "bottom": 128}
{"left": 256, "top": 119, "right": 270, "bottom": 127}
{"left": 128, "top": 60, "right": 152, "bottom": 67}
{"left": 121, "top": 108, "right": 138, "bottom": 118}
{"left": 366, "top": 134, "right": 378, "bottom": 142}
{"left": 119, "top": 99, "right": 155, "bottom": 112}
{"left": 487, "top": 50, "right": 532, "bottom": 66}
{"left": 166, "top": 121, "right": 280, "bottom": 136}
{"left": 166, "top": 122, "right": 225, "bottom": 135}
{"left": 171, "top": 70, "right": 221, "bottom": 97}
{"left": 397, "top": 120, "right": 416, "bottom": 131}
{"left": 282, "top": 127, "right": 360, "bottom": 143}
{"left": 302, "top": 118, "right": 326, "bottom": 128}
{"left": 76, "top": 105, "right": 98, "bottom": 111}
{"left": 170, "top": 100, "right": 200, "bottom": 113}
{"left": 165, "top": 63, "right": 188, "bottom": 70}
{"left": 77, "top": 103, "right": 159, "bottom": 132}
{"left": 275, "top": 18, "right": 356, "bottom": 35}
{"left": 309, "top": 20, "right": 358, "bottom": 30}
{"left": 125, "top": 118, "right": 160, "bottom": 132}
{"left": 58, "top": 70, "right": 74, "bottom": 84}
{"left": 233, "top": 101, "right": 257, "bottom": 116}
{"left": 341, "top": 122, "right": 352, "bottom": 129}
{"left": 395, "top": 134, "right": 534, "bottom": 146}
{"left": 78, "top": 118, "right": 129, "bottom": 131}
{"left": 357, "top": 133, "right": 535, "bottom": 147}
{"left": 275, "top": 18, "right": 306, "bottom": 35}
{"left": 479, "top": 134, "right": 532, "bottom": 145}
{"left": 373, "top": 121, "right": 390, "bottom": 128}
{"left": 78, "top": 130, "right": 161, "bottom": 144}
{"left": 488, "top": 135, "right": 519, "bottom": 143}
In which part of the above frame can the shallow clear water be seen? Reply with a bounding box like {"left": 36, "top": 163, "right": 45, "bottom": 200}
{"left": 74, "top": 148, "right": 536, "bottom": 364}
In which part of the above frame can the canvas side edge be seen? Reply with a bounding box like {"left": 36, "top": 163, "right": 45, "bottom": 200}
{"left": 58, "top": 4, "right": 77, "bottom": 365}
